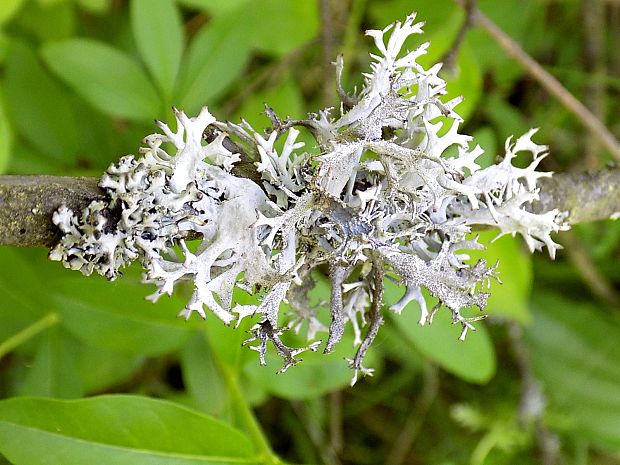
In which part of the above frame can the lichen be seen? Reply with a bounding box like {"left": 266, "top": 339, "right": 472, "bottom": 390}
{"left": 49, "top": 12, "right": 569, "bottom": 382}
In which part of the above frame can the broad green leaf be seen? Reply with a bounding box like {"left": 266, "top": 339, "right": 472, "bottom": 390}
{"left": 17, "top": 0, "right": 75, "bottom": 41}
{"left": 0, "top": 395, "right": 256, "bottom": 465}
{"left": 469, "top": 127, "right": 498, "bottom": 169}
{"left": 74, "top": 342, "right": 143, "bottom": 393}
{"left": 41, "top": 38, "right": 161, "bottom": 121}
{"left": 0, "top": 249, "right": 49, "bottom": 341}
{"left": 243, "top": 0, "right": 318, "bottom": 56}
{"left": 484, "top": 93, "right": 530, "bottom": 143}
{"left": 418, "top": 25, "right": 482, "bottom": 121}
{"left": 467, "top": 231, "right": 532, "bottom": 323}
{"left": 51, "top": 273, "right": 195, "bottom": 355}
{"left": 181, "top": 332, "right": 229, "bottom": 416}
{"left": 176, "top": 0, "right": 248, "bottom": 16}
{"left": 0, "top": 94, "right": 12, "bottom": 173}
{"left": 368, "top": 0, "right": 459, "bottom": 39}
{"left": 179, "top": 0, "right": 317, "bottom": 56}
{"left": 0, "top": 0, "right": 25, "bottom": 25}
{"left": 131, "top": 0, "right": 184, "bottom": 102}
{"left": 386, "top": 282, "right": 496, "bottom": 383}
{"left": 440, "top": 42, "right": 482, "bottom": 122}
{"left": 75, "top": 0, "right": 110, "bottom": 14}
{"left": 176, "top": 12, "right": 251, "bottom": 114}
{"left": 526, "top": 292, "right": 620, "bottom": 452}
{"left": 4, "top": 41, "right": 79, "bottom": 164}
{"left": 18, "top": 327, "right": 84, "bottom": 398}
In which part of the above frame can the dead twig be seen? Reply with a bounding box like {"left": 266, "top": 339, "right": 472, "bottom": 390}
{"left": 454, "top": 0, "right": 620, "bottom": 162}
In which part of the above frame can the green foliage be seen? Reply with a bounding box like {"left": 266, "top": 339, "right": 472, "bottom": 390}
{"left": 0, "top": 396, "right": 256, "bottom": 465}
{"left": 527, "top": 292, "right": 620, "bottom": 451}
{"left": 391, "top": 303, "right": 496, "bottom": 384}
{"left": 0, "top": 1, "right": 619, "bottom": 464}
{"left": 131, "top": 0, "right": 184, "bottom": 104}
{"left": 41, "top": 39, "right": 162, "bottom": 121}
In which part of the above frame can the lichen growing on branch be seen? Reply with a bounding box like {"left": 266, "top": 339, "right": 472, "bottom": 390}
{"left": 49, "top": 13, "right": 568, "bottom": 383}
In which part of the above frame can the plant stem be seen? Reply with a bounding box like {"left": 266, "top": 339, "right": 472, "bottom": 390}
{"left": 208, "top": 335, "right": 283, "bottom": 465}
{"left": 0, "top": 312, "right": 59, "bottom": 359}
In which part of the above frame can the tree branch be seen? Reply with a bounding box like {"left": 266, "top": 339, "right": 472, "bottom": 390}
{"left": 0, "top": 168, "right": 619, "bottom": 247}
{"left": 530, "top": 168, "right": 620, "bottom": 224}
{"left": 0, "top": 176, "right": 104, "bottom": 247}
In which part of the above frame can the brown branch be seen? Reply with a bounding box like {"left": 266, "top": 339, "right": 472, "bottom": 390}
{"left": 0, "top": 176, "right": 104, "bottom": 247}
{"left": 0, "top": 168, "right": 619, "bottom": 247}
{"left": 439, "top": 0, "right": 477, "bottom": 76}
{"left": 454, "top": 0, "right": 620, "bottom": 162}
{"left": 530, "top": 168, "right": 620, "bottom": 224}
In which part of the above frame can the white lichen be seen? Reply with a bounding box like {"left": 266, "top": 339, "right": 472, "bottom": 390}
{"left": 49, "top": 12, "right": 569, "bottom": 382}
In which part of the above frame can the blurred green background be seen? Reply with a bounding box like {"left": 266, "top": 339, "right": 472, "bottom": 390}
{"left": 0, "top": 1, "right": 619, "bottom": 464}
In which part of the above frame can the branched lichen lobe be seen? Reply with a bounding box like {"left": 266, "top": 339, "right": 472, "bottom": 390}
{"left": 49, "top": 13, "right": 569, "bottom": 381}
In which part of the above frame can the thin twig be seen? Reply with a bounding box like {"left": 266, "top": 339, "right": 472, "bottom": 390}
{"left": 328, "top": 391, "right": 344, "bottom": 455}
{"left": 385, "top": 363, "right": 439, "bottom": 465}
{"left": 583, "top": 0, "right": 606, "bottom": 168}
{"left": 440, "top": 0, "right": 477, "bottom": 76}
{"left": 559, "top": 230, "right": 620, "bottom": 306}
{"left": 290, "top": 400, "right": 343, "bottom": 465}
{"left": 454, "top": 0, "right": 620, "bottom": 162}
{"left": 320, "top": 0, "right": 347, "bottom": 107}
{"left": 507, "top": 323, "right": 560, "bottom": 465}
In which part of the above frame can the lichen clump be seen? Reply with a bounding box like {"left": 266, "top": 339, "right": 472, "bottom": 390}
{"left": 50, "top": 13, "right": 568, "bottom": 383}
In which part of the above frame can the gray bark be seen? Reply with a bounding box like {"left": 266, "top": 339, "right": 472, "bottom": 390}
{"left": 0, "top": 168, "right": 619, "bottom": 247}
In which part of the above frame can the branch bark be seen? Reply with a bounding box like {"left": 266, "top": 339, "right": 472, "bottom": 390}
{"left": 0, "top": 169, "right": 619, "bottom": 247}
{"left": 0, "top": 176, "right": 104, "bottom": 247}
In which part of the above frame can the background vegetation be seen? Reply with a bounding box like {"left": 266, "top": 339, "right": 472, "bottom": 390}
{"left": 0, "top": 0, "right": 619, "bottom": 464}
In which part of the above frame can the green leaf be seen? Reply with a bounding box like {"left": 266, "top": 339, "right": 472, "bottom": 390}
{"left": 0, "top": 395, "right": 256, "bottom": 465}
{"left": 74, "top": 342, "right": 143, "bottom": 393}
{"left": 179, "top": 0, "right": 317, "bottom": 56}
{"left": 0, "top": 93, "right": 12, "bottom": 173}
{"left": 467, "top": 231, "right": 532, "bottom": 323}
{"left": 181, "top": 332, "right": 229, "bottom": 416}
{"left": 131, "top": 0, "right": 184, "bottom": 102}
{"left": 243, "top": 0, "right": 318, "bottom": 57}
{"left": 386, "top": 282, "right": 496, "bottom": 383}
{"left": 176, "top": 0, "right": 247, "bottom": 16}
{"left": 50, "top": 272, "right": 195, "bottom": 355}
{"left": 440, "top": 42, "right": 482, "bottom": 122}
{"left": 526, "top": 292, "right": 620, "bottom": 452}
{"left": 16, "top": 0, "right": 76, "bottom": 41}
{"left": 484, "top": 93, "right": 530, "bottom": 143}
{"left": 176, "top": 12, "right": 251, "bottom": 114}
{"left": 41, "top": 38, "right": 161, "bottom": 121}
{"left": 0, "top": 0, "right": 25, "bottom": 25}
{"left": 75, "top": 0, "right": 110, "bottom": 14}
{"left": 368, "top": 0, "right": 459, "bottom": 39}
{"left": 18, "top": 327, "right": 84, "bottom": 399}
{"left": 0, "top": 249, "right": 49, "bottom": 341}
{"left": 418, "top": 24, "right": 482, "bottom": 122}
{"left": 4, "top": 41, "right": 79, "bottom": 164}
